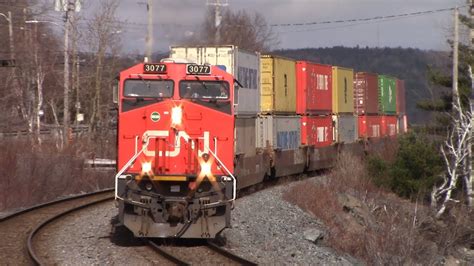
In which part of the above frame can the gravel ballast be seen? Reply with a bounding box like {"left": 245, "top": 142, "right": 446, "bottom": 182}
{"left": 32, "top": 177, "right": 356, "bottom": 264}
{"left": 221, "top": 180, "right": 357, "bottom": 265}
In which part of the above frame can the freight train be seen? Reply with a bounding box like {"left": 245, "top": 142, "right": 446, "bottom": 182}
{"left": 114, "top": 45, "right": 407, "bottom": 239}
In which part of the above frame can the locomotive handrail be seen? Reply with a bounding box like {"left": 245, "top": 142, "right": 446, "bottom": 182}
{"left": 206, "top": 147, "right": 237, "bottom": 202}
{"left": 114, "top": 137, "right": 150, "bottom": 200}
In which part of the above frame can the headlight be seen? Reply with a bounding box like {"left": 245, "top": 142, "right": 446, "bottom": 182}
{"left": 141, "top": 162, "right": 153, "bottom": 176}
{"left": 200, "top": 161, "right": 212, "bottom": 177}
{"left": 171, "top": 106, "right": 182, "bottom": 127}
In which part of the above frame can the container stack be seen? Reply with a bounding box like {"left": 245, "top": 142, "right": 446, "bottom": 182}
{"left": 396, "top": 79, "right": 407, "bottom": 134}
{"left": 332, "top": 66, "right": 357, "bottom": 143}
{"left": 355, "top": 72, "right": 382, "bottom": 139}
{"left": 378, "top": 74, "right": 398, "bottom": 137}
{"left": 257, "top": 55, "right": 300, "bottom": 151}
{"left": 169, "top": 46, "right": 408, "bottom": 154}
{"left": 296, "top": 61, "right": 333, "bottom": 147}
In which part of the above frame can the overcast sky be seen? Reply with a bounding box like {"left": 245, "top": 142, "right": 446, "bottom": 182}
{"left": 82, "top": 0, "right": 467, "bottom": 53}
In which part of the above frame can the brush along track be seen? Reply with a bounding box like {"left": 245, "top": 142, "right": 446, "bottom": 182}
{"left": 148, "top": 239, "right": 257, "bottom": 265}
{"left": 0, "top": 189, "right": 113, "bottom": 265}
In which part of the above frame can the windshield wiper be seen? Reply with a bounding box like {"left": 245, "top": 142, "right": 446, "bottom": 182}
{"left": 138, "top": 75, "right": 151, "bottom": 90}
{"left": 195, "top": 76, "right": 210, "bottom": 91}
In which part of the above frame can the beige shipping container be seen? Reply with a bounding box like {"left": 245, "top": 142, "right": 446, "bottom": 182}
{"left": 260, "top": 55, "right": 296, "bottom": 114}
{"left": 332, "top": 66, "right": 354, "bottom": 114}
{"left": 235, "top": 117, "right": 257, "bottom": 157}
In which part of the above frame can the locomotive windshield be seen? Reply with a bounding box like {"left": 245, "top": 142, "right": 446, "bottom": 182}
{"left": 179, "top": 81, "right": 229, "bottom": 100}
{"left": 123, "top": 79, "right": 174, "bottom": 98}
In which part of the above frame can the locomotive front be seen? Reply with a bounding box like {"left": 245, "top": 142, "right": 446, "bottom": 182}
{"left": 115, "top": 61, "right": 236, "bottom": 238}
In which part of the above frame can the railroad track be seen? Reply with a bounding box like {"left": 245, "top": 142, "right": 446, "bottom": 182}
{"left": 0, "top": 189, "right": 114, "bottom": 265}
{"left": 148, "top": 239, "right": 257, "bottom": 265}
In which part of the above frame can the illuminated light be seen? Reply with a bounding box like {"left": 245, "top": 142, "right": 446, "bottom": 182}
{"left": 200, "top": 161, "right": 212, "bottom": 177}
{"left": 141, "top": 161, "right": 153, "bottom": 176}
{"left": 171, "top": 106, "right": 182, "bottom": 127}
{"left": 188, "top": 156, "right": 225, "bottom": 200}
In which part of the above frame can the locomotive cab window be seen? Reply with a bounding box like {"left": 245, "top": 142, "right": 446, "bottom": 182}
{"left": 123, "top": 79, "right": 174, "bottom": 98}
{"left": 179, "top": 81, "right": 229, "bottom": 100}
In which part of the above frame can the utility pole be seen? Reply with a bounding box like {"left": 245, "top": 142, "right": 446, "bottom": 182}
{"left": 63, "top": 3, "right": 71, "bottom": 144}
{"left": 469, "top": 0, "right": 474, "bottom": 208}
{"left": 145, "top": 0, "right": 153, "bottom": 61}
{"left": 453, "top": 7, "right": 459, "bottom": 106}
{"left": 207, "top": 0, "right": 228, "bottom": 44}
{"left": 55, "top": 0, "right": 81, "bottom": 145}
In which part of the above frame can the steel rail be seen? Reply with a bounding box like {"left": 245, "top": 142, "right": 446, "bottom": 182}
{"left": 0, "top": 188, "right": 114, "bottom": 222}
{"left": 207, "top": 240, "right": 258, "bottom": 265}
{"left": 147, "top": 240, "right": 190, "bottom": 266}
{"left": 26, "top": 194, "right": 114, "bottom": 265}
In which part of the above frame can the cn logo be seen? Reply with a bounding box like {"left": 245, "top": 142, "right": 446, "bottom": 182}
{"left": 142, "top": 130, "right": 210, "bottom": 157}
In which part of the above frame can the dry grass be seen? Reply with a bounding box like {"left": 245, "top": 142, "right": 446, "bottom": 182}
{"left": 0, "top": 137, "right": 115, "bottom": 212}
{"left": 284, "top": 150, "right": 474, "bottom": 265}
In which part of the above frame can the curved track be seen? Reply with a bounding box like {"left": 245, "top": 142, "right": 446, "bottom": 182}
{"left": 0, "top": 189, "right": 114, "bottom": 265}
{"left": 148, "top": 239, "right": 257, "bottom": 265}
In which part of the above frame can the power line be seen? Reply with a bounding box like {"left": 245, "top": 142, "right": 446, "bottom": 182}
{"left": 270, "top": 5, "right": 467, "bottom": 28}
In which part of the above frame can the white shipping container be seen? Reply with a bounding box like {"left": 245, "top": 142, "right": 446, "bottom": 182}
{"left": 397, "top": 115, "right": 408, "bottom": 134}
{"left": 235, "top": 117, "right": 257, "bottom": 156}
{"left": 332, "top": 114, "right": 358, "bottom": 143}
{"left": 170, "top": 45, "right": 260, "bottom": 116}
{"left": 256, "top": 115, "right": 301, "bottom": 150}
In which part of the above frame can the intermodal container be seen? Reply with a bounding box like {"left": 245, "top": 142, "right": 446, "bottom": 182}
{"left": 332, "top": 66, "right": 354, "bottom": 114}
{"left": 396, "top": 79, "right": 406, "bottom": 114}
{"left": 300, "top": 115, "right": 333, "bottom": 147}
{"left": 296, "top": 61, "right": 332, "bottom": 114}
{"left": 260, "top": 55, "right": 297, "bottom": 114}
{"left": 378, "top": 75, "right": 397, "bottom": 114}
{"left": 397, "top": 115, "right": 408, "bottom": 134}
{"left": 256, "top": 115, "right": 300, "bottom": 150}
{"left": 358, "top": 115, "right": 382, "bottom": 138}
{"left": 332, "top": 114, "right": 357, "bottom": 143}
{"left": 169, "top": 45, "right": 260, "bottom": 116}
{"left": 354, "top": 72, "right": 379, "bottom": 115}
{"left": 235, "top": 117, "right": 257, "bottom": 156}
{"left": 382, "top": 115, "right": 397, "bottom": 136}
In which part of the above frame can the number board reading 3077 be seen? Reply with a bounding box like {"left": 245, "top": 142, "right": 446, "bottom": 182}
{"left": 186, "top": 64, "right": 211, "bottom": 75}
{"left": 143, "top": 64, "right": 167, "bottom": 74}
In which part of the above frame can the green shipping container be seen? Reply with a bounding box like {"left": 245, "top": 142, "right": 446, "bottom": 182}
{"left": 332, "top": 66, "right": 354, "bottom": 114}
{"left": 260, "top": 55, "right": 297, "bottom": 114}
{"left": 378, "top": 75, "right": 396, "bottom": 114}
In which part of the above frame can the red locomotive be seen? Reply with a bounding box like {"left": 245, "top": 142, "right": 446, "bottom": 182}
{"left": 115, "top": 60, "right": 237, "bottom": 238}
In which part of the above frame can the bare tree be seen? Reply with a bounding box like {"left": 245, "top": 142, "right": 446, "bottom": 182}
{"left": 188, "top": 8, "right": 279, "bottom": 52}
{"left": 431, "top": 103, "right": 472, "bottom": 217}
{"left": 431, "top": 9, "right": 473, "bottom": 216}
{"left": 84, "top": 0, "right": 121, "bottom": 130}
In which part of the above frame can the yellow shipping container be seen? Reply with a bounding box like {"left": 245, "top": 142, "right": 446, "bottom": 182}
{"left": 332, "top": 66, "right": 354, "bottom": 113}
{"left": 260, "top": 55, "right": 296, "bottom": 114}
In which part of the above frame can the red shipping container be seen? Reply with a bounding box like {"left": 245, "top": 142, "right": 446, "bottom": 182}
{"left": 382, "top": 116, "right": 398, "bottom": 137}
{"left": 354, "top": 72, "right": 379, "bottom": 115}
{"left": 396, "top": 79, "right": 406, "bottom": 114}
{"left": 301, "top": 116, "right": 333, "bottom": 147}
{"left": 296, "top": 61, "right": 332, "bottom": 115}
{"left": 358, "top": 115, "right": 382, "bottom": 138}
